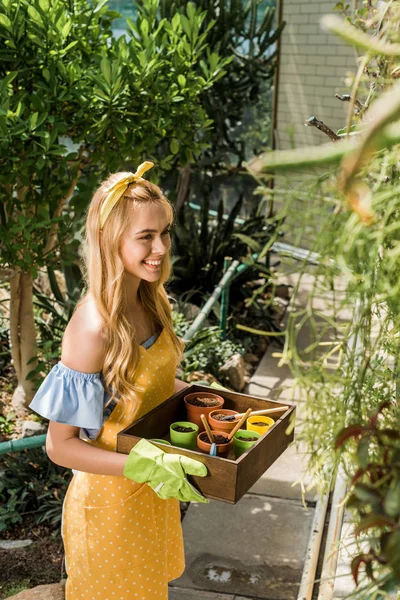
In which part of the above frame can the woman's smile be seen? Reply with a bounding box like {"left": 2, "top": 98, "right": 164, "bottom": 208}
{"left": 142, "top": 258, "right": 162, "bottom": 270}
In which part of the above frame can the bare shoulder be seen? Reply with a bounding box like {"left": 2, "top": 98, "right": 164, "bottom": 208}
{"left": 61, "top": 293, "right": 108, "bottom": 373}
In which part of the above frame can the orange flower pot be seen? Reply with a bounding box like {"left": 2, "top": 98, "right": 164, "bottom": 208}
{"left": 208, "top": 409, "right": 240, "bottom": 433}
{"left": 197, "top": 430, "right": 233, "bottom": 457}
{"left": 184, "top": 392, "right": 224, "bottom": 432}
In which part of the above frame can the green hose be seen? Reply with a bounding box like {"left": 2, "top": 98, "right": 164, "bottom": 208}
{"left": 0, "top": 434, "right": 47, "bottom": 455}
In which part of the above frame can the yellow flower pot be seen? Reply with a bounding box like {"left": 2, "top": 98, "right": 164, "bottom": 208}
{"left": 246, "top": 415, "right": 275, "bottom": 435}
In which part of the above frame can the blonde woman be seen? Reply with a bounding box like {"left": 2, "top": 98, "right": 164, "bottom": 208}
{"left": 29, "top": 162, "right": 208, "bottom": 600}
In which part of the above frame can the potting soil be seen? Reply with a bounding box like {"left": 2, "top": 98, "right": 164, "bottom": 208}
{"left": 172, "top": 425, "right": 196, "bottom": 433}
{"left": 199, "top": 433, "right": 229, "bottom": 444}
{"left": 186, "top": 397, "right": 220, "bottom": 407}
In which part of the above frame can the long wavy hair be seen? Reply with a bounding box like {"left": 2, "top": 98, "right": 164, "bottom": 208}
{"left": 77, "top": 173, "right": 184, "bottom": 417}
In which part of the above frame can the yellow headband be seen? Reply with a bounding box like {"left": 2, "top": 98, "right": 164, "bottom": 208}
{"left": 99, "top": 161, "right": 154, "bottom": 229}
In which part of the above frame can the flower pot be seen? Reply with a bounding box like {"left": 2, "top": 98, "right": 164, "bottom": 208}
{"left": 208, "top": 409, "right": 240, "bottom": 433}
{"left": 184, "top": 392, "right": 224, "bottom": 432}
{"left": 197, "top": 430, "right": 233, "bottom": 458}
{"left": 233, "top": 429, "right": 261, "bottom": 458}
{"left": 169, "top": 421, "right": 199, "bottom": 450}
{"left": 246, "top": 416, "right": 275, "bottom": 435}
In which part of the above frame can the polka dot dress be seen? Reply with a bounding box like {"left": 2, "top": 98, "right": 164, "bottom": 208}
{"left": 62, "top": 329, "right": 185, "bottom": 599}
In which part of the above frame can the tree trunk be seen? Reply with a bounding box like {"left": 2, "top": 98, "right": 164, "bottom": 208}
{"left": 175, "top": 165, "right": 192, "bottom": 214}
{"left": 10, "top": 270, "right": 38, "bottom": 411}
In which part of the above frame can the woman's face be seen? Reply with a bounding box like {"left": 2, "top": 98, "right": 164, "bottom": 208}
{"left": 119, "top": 202, "right": 171, "bottom": 283}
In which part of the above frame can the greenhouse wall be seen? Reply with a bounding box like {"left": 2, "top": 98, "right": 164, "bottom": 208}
{"left": 275, "top": 0, "right": 356, "bottom": 150}
{"left": 273, "top": 0, "right": 357, "bottom": 249}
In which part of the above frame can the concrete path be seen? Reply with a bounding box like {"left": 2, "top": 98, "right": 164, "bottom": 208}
{"left": 170, "top": 272, "right": 319, "bottom": 599}
{"left": 169, "top": 269, "right": 355, "bottom": 600}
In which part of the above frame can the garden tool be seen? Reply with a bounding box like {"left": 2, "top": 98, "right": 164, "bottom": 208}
{"left": 200, "top": 414, "right": 217, "bottom": 456}
{"left": 219, "top": 405, "right": 289, "bottom": 422}
{"left": 227, "top": 408, "right": 253, "bottom": 440}
{"left": 123, "top": 438, "right": 209, "bottom": 503}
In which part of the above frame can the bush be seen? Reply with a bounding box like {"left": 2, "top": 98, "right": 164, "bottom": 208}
{"left": 0, "top": 448, "right": 72, "bottom": 535}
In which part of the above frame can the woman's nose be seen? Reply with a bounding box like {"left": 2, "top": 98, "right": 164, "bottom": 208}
{"left": 153, "top": 235, "right": 170, "bottom": 254}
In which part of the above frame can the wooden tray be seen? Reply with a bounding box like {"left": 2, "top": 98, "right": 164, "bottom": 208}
{"left": 117, "top": 384, "right": 295, "bottom": 504}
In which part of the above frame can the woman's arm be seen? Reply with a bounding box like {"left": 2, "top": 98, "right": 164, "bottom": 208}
{"left": 46, "top": 421, "right": 129, "bottom": 476}
{"left": 47, "top": 314, "right": 130, "bottom": 476}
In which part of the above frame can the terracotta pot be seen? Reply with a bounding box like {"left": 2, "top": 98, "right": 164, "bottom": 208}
{"left": 208, "top": 409, "right": 240, "bottom": 433}
{"left": 197, "top": 429, "right": 233, "bottom": 457}
{"left": 184, "top": 392, "right": 224, "bottom": 432}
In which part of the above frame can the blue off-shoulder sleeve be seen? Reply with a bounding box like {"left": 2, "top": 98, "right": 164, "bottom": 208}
{"left": 29, "top": 361, "right": 105, "bottom": 430}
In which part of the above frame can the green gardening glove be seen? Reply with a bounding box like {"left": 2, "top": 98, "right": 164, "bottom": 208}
{"left": 123, "top": 439, "right": 209, "bottom": 503}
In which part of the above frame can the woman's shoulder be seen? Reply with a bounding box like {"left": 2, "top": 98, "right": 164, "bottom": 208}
{"left": 61, "top": 293, "right": 108, "bottom": 373}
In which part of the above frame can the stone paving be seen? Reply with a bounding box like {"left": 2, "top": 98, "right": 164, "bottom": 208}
{"left": 170, "top": 268, "right": 355, "bottom": 600}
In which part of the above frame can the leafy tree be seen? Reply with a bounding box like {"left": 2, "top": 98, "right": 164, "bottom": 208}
{"left": 0, "top": 0, "right": 229, "bottom": 409}
{"left": 138, "top": 0, "right": 285, "bottom": 210}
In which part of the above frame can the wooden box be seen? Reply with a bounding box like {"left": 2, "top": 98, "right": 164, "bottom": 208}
{"left": 117, "top": 384, "right": 295, "bottom": 504}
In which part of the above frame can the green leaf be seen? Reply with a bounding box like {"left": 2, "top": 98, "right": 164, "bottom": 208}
{"left": 235, "top": 324, "right": 285, "bottom": 336}
{"left": 336, "top": 124, "right": 358, "bottom": 136}
{"left": 180, "top": 15, "right": 192, "bottom": 39}
{"left": 178, "top": 74, "right": 186, "bottom": 88}
{"left": 140, "top": 18, "right": 149, "bottom": 36}
{"left": 61, "top": 40, "right": 78, "bottom": 54}
{"left": 356, "top": 434, "right": 370, "bottom": 469}
{"left": 0, "top": 115, "right": 7, "bottom": 135}
{"left": 187, "top": 2, "right": 196, "bottom": 22}
{"left": 27, "top": 5, "right": 43, "bottom": 25}
{"left": 38, "top": 0, "right": 49, "bottom": 12}
{"left": 93, "top": 0, "right": 109, "bottom": 13}
{"left": 0, "top": 13, "right": 12, "bottom": 30}
{"left": 385, "top": 531, "right": 400, "bottom": 577}
{"left": 100, "top": 56, "right": 111, "bottom": 84}
{"left": 170, "top": 139, "right": 179, "bottom": 154}
{"left": 232, "top": 233, "right": 261, "bottom": 252}
{"left": 172, "top": 13, "right": 180, "bottom": 30}
{"left": 384, "top": 481, "right": 400, "bottom": 518}
{"left": 30, "top": 112, "right": 38, "bottom": 131}
{"left": 61, "top": 21, "right": 72, "bottom": 38}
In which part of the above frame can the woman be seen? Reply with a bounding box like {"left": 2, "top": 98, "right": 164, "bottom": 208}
{"left": 30, "top": 162, "right": 208, "bottom": 599}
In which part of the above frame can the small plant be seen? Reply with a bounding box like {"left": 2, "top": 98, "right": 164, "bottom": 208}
{"left": 181, "top": 325, "right": 245, "bottom": 381}
{"left": 0, "top": 412, "right": 15, "bottom": 436}
{"left": 335, "top": 403, "right": 400, "bottom": 595}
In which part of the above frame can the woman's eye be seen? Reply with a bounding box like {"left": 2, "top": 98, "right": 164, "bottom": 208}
{"left": 140, "top": 229, "right": 170, "bottom": 241}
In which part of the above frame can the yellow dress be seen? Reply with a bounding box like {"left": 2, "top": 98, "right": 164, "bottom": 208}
{"left": 62, "top": 328, "right": 185, "bottom": 599}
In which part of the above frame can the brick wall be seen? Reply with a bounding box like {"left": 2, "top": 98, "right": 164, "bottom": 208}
{"left": 272, "top": 1, "right": 357, "bottom": 249}
{"left": 275, "top": 0, "right": 356, "bottom": 150}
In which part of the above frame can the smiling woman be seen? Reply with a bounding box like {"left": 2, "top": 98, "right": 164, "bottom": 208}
{"left": 120, "top": 203, "right": 172, "bottom": 284}
{"left": 28, "top": 162, "right": 208, "bottom": 600}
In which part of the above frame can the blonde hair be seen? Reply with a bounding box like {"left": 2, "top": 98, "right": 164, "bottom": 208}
{"left": 78, "top": 172, "right": 184, "bottom": 417}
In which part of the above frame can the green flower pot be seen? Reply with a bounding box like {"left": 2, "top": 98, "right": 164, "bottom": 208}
{"left": 170, "top": 421, "right": 199, "bottom": 450}
{"left": 233, "top": 429, "right": 261, "bottom": 458}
